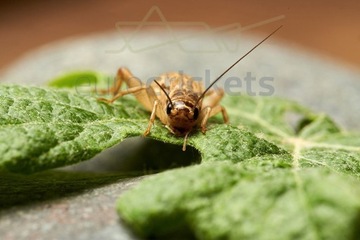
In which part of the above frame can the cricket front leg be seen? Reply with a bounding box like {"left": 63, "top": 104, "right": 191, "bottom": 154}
{"left": 143, "top": 100, "right": 159, "bottom": 136}
{"left": 200, "top": 105, "right": 229, "bottom": 134}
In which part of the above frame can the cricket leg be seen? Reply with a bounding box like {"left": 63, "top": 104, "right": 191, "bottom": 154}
{"left": 98, "top": 68, "right": 148, "bottom": 103}
{"left": 203, "top": 88, "right": 224, "bottom": 108}
{"left": 200, "top": 105, "right": 229, "bottom": 133}
{"left": 98, "top": 85, "right": 148, "bottom": 104}
{"left": 143, "top": 100, "right": 159, "bottom": 136}
{"left": 97, "top": 68, "right": 130, "bottom": 95}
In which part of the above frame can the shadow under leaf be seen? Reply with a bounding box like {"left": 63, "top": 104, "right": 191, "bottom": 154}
{"left": 0, "top": 137, "right": 201, "bottom": 211}
{"left": 0, "top": 170, "right": 132, "bottom": 210}
{"left": 64, "top": 137, "right": 201, "bottom": 173}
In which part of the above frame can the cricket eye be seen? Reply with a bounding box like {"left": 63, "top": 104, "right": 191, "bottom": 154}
{"left": 166, "top": 102, "right": 172, "bottom": 115}
{"left": 193, "top": 107, "right": 199, "bottom": 120}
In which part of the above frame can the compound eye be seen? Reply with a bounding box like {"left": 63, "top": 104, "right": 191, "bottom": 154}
{"left": 166, "top": 102, "right": 172, "bottom": 115}
{"left": 193, "top": 107, "right": 199, "bottom": 120}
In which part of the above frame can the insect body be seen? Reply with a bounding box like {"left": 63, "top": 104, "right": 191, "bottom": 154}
{"left": 100, "top": 69, "right": 227, "bottom": 151}
{"left": 155, "top": 72, "right": 230, "bottom": 144}
{"left": 100, "top": 26, "right": 282, "bottom": 150}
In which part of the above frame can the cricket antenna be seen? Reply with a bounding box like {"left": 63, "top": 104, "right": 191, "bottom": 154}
{"left": 195, "top": 25, "right": 283, "bottom": 105}
{"left": 154, "top": 80, "right": 174, "bottom": 108}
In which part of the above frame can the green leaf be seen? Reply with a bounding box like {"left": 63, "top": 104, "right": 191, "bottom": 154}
{"left": 0, "top": 84, "right": 146, "bottom": 172}
{"left": 1, "top": 74, "right": 360, "bottom": 239}
{"left": 117, "top": 163, "right": 360, "bottom": 239}
{"left": 222, "top": 96, "right": 360, "bottom": 176}
{"left": 116, "top": 95, "right": 360, "bottom": 238}
{"left": 0, "top": 84, "right": 283, "bottom": 173}
{"left": 47, "top": 71, "right": 104, "bottom": 88}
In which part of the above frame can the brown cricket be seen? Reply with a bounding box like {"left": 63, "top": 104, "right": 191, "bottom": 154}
{"left": 100, "top": 26, "right": 282, "bottom": 151}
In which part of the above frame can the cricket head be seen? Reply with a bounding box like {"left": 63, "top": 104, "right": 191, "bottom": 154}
{"left": 165, "top": 100, "right": 200, "bottom": 136}
{"left": 153, "top": 80, "right": 201, "bottom": 136}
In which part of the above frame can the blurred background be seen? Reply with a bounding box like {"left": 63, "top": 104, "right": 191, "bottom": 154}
{"left": 1, "top": 0, "right": 359, "bottom": 72}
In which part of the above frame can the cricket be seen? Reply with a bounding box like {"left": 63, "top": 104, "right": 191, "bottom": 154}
{"left": 99, "top": 25, "right": 282, "bottom": 151}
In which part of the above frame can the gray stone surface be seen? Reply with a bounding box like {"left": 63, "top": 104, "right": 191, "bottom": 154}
{"left": 0, "top": 176, "right": 142, "bottom": 240}
{"left": 0, "top": 30, "right": 359, "bottom": 239}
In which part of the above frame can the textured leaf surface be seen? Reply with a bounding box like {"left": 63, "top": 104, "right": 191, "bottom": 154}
{"left": 116, "top": 94, "right": 360, "bottom": 238}
{"left": 222, "top": 96, "right": 360, "bottom": 176}
{"left": 0, "top": 85, "right": 144, "bottom": 172}
{"left": 0, "top": 85, "right": 283, "bottom": 173}
{"left": 118, "top": 163, "right": 360, "bottom": 239}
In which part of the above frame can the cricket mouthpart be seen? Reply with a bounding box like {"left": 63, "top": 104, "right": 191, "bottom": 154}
{"left": 182, "top": 132, "right": 189, "bottom": 151}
